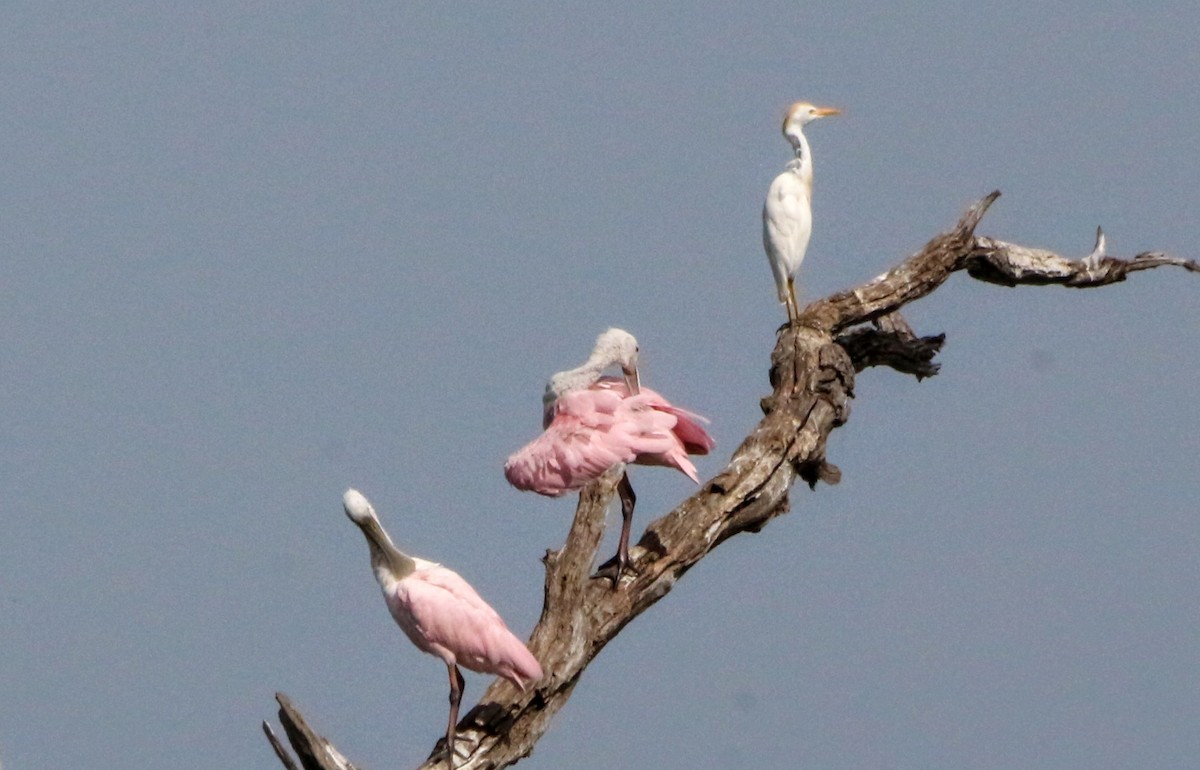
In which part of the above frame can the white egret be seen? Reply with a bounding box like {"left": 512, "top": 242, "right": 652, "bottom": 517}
{"left": 763, "top": 101, "right": 841, "bottom": 323}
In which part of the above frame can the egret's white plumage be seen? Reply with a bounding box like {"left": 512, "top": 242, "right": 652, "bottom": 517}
{"left": 763, "top": 101, "right": 840, "bottom": 323}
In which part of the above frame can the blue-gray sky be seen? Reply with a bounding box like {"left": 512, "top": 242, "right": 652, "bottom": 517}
{"left": 2, "top": 3, "right": 1197, "bottom": 769}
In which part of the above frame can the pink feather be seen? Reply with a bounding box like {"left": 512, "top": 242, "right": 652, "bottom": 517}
{"left": 389, "top": 560, "right": 543, "bottom": 690}
{"left": 504, "top": 377, "right": 715, "bottom": 496}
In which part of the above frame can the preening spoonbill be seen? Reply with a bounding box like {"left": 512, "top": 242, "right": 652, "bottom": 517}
{"left": 343, "top": 489, "right": 542, "bottom": 770}
{"left": 763, "top": 101, "right": 840, "bottom": 324}
{"left": 504, "top": 329, "right": 715, "bottom": 584}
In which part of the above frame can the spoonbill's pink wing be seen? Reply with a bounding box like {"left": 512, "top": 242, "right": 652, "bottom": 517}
{"left": 505, "top": 388, "right": 637, "bottom": 495}
{"left": 393, "top": 563, "right": 543, "bottom": 690}
{"left": 505, "top": 378, "right": 716, "bottom": 494}
{"left": 653, "top": 403, "right": 715, "bottom": 456}
{"left": 609, "top": 394, "right": 702, "bottom": 482}
{"left": 592, "top": 379, "right": 717, "bottom": 459}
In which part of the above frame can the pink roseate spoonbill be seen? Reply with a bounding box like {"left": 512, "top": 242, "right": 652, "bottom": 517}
{"left": 763, "top": 101, "right": 841, "bottom": 324}
{"left": 343, "top": 489, "right": 542, "bottom": 770}
{"left": 504, "top": 328, "right": 715, "bottom": 584}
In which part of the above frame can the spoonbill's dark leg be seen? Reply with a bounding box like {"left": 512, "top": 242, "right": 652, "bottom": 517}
{"left": 613, "top": 471, "right": 637, "bottom": 587}
{"left": 444, "top": 663, "right": 465, "bottom": 769}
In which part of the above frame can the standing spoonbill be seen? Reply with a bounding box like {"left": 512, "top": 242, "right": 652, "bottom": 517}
{"left": 343, "top": 488, "right": 542, "bottom": 770}
{"left": 763, "top": 101, "right": 841, "bottom": 324}
{"left": 504, "top": 328, "right": 715, "bottom": 584}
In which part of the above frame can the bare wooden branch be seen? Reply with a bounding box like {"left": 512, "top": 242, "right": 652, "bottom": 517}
{"left": 968, "top": 227, "right": 1199, "bottom": 287}
{"left": 268, "top": 693, "right": 360, "bottom": 770}
{"left": 268, "top": 191, "right": 1196, "bottom": 770}
{"left": 798, "top": 191, "right": 1001, "bottom": 334}
{"left": 263, "top": 721, "right": 302, "bottom": 770}
{"left": 837, "top": 311, "right": 945, "bottom": 379}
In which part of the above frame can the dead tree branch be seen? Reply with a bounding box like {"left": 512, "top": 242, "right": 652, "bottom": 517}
{"left": 836, "top": 311, "right": 945, "bottom": 379}
{"left": 268, "top": 693, "right": 360, "bottom": 770}
{"left": 265, "top": 191, "right": 1196, "bottom": 770}
{"left": 968, "top": 226, "right": 1199, "bottom": 287}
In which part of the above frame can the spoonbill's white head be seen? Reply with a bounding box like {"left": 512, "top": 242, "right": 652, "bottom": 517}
{"left": 343, "top": 488, "right": 375, "bottom": 525}
{"left": 343, "top": 488, "right": 415, "bottom": 582}
{"left": 592, "top": 327, "right": 640, "bottom": 394}
{"left": 541, "top": 328, "right": 642, "bottom": 425}
{"left": 544, "top": 328, "right": 640, "bottom": 399}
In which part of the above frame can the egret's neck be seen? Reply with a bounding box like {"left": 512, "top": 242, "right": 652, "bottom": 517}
{"left": 788, "top": 129, "right": 813, "bottom": 186}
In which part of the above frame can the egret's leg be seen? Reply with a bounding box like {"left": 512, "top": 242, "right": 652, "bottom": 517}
{"left": 613, "top": 471, "right": 637, "bottom": 588}
{"left": 444, "top": 663, "right": 465, "bottom": 770}
{"left": 787, "top": 277, "right": 800, "bottom": 324}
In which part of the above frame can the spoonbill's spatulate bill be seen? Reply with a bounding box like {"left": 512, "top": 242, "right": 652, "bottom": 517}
{"left": 763, "top": 101, "right": 840, "bottom": 324}
{"left": 343, "top": 489, "right": 542, "bottom": 770}
{"left": 504, "top": 329, "right": 715, "bottom": 584}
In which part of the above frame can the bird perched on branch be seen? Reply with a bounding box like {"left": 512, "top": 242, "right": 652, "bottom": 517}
{"left": 763, "top": 101, "right": 841, "bottom": 323}
{"left": 343, "top": 489, "right": 542, "bottom": 770}
{"left": 504, "top": 328, "right": 715, "bottom": 585}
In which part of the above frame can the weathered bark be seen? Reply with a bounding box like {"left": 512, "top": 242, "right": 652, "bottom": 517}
{"left": 268, "top": 693, "right": 360, "bottom": 770}
{"left": 265, "top": 191, "right": 1197, "bottom": 770}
